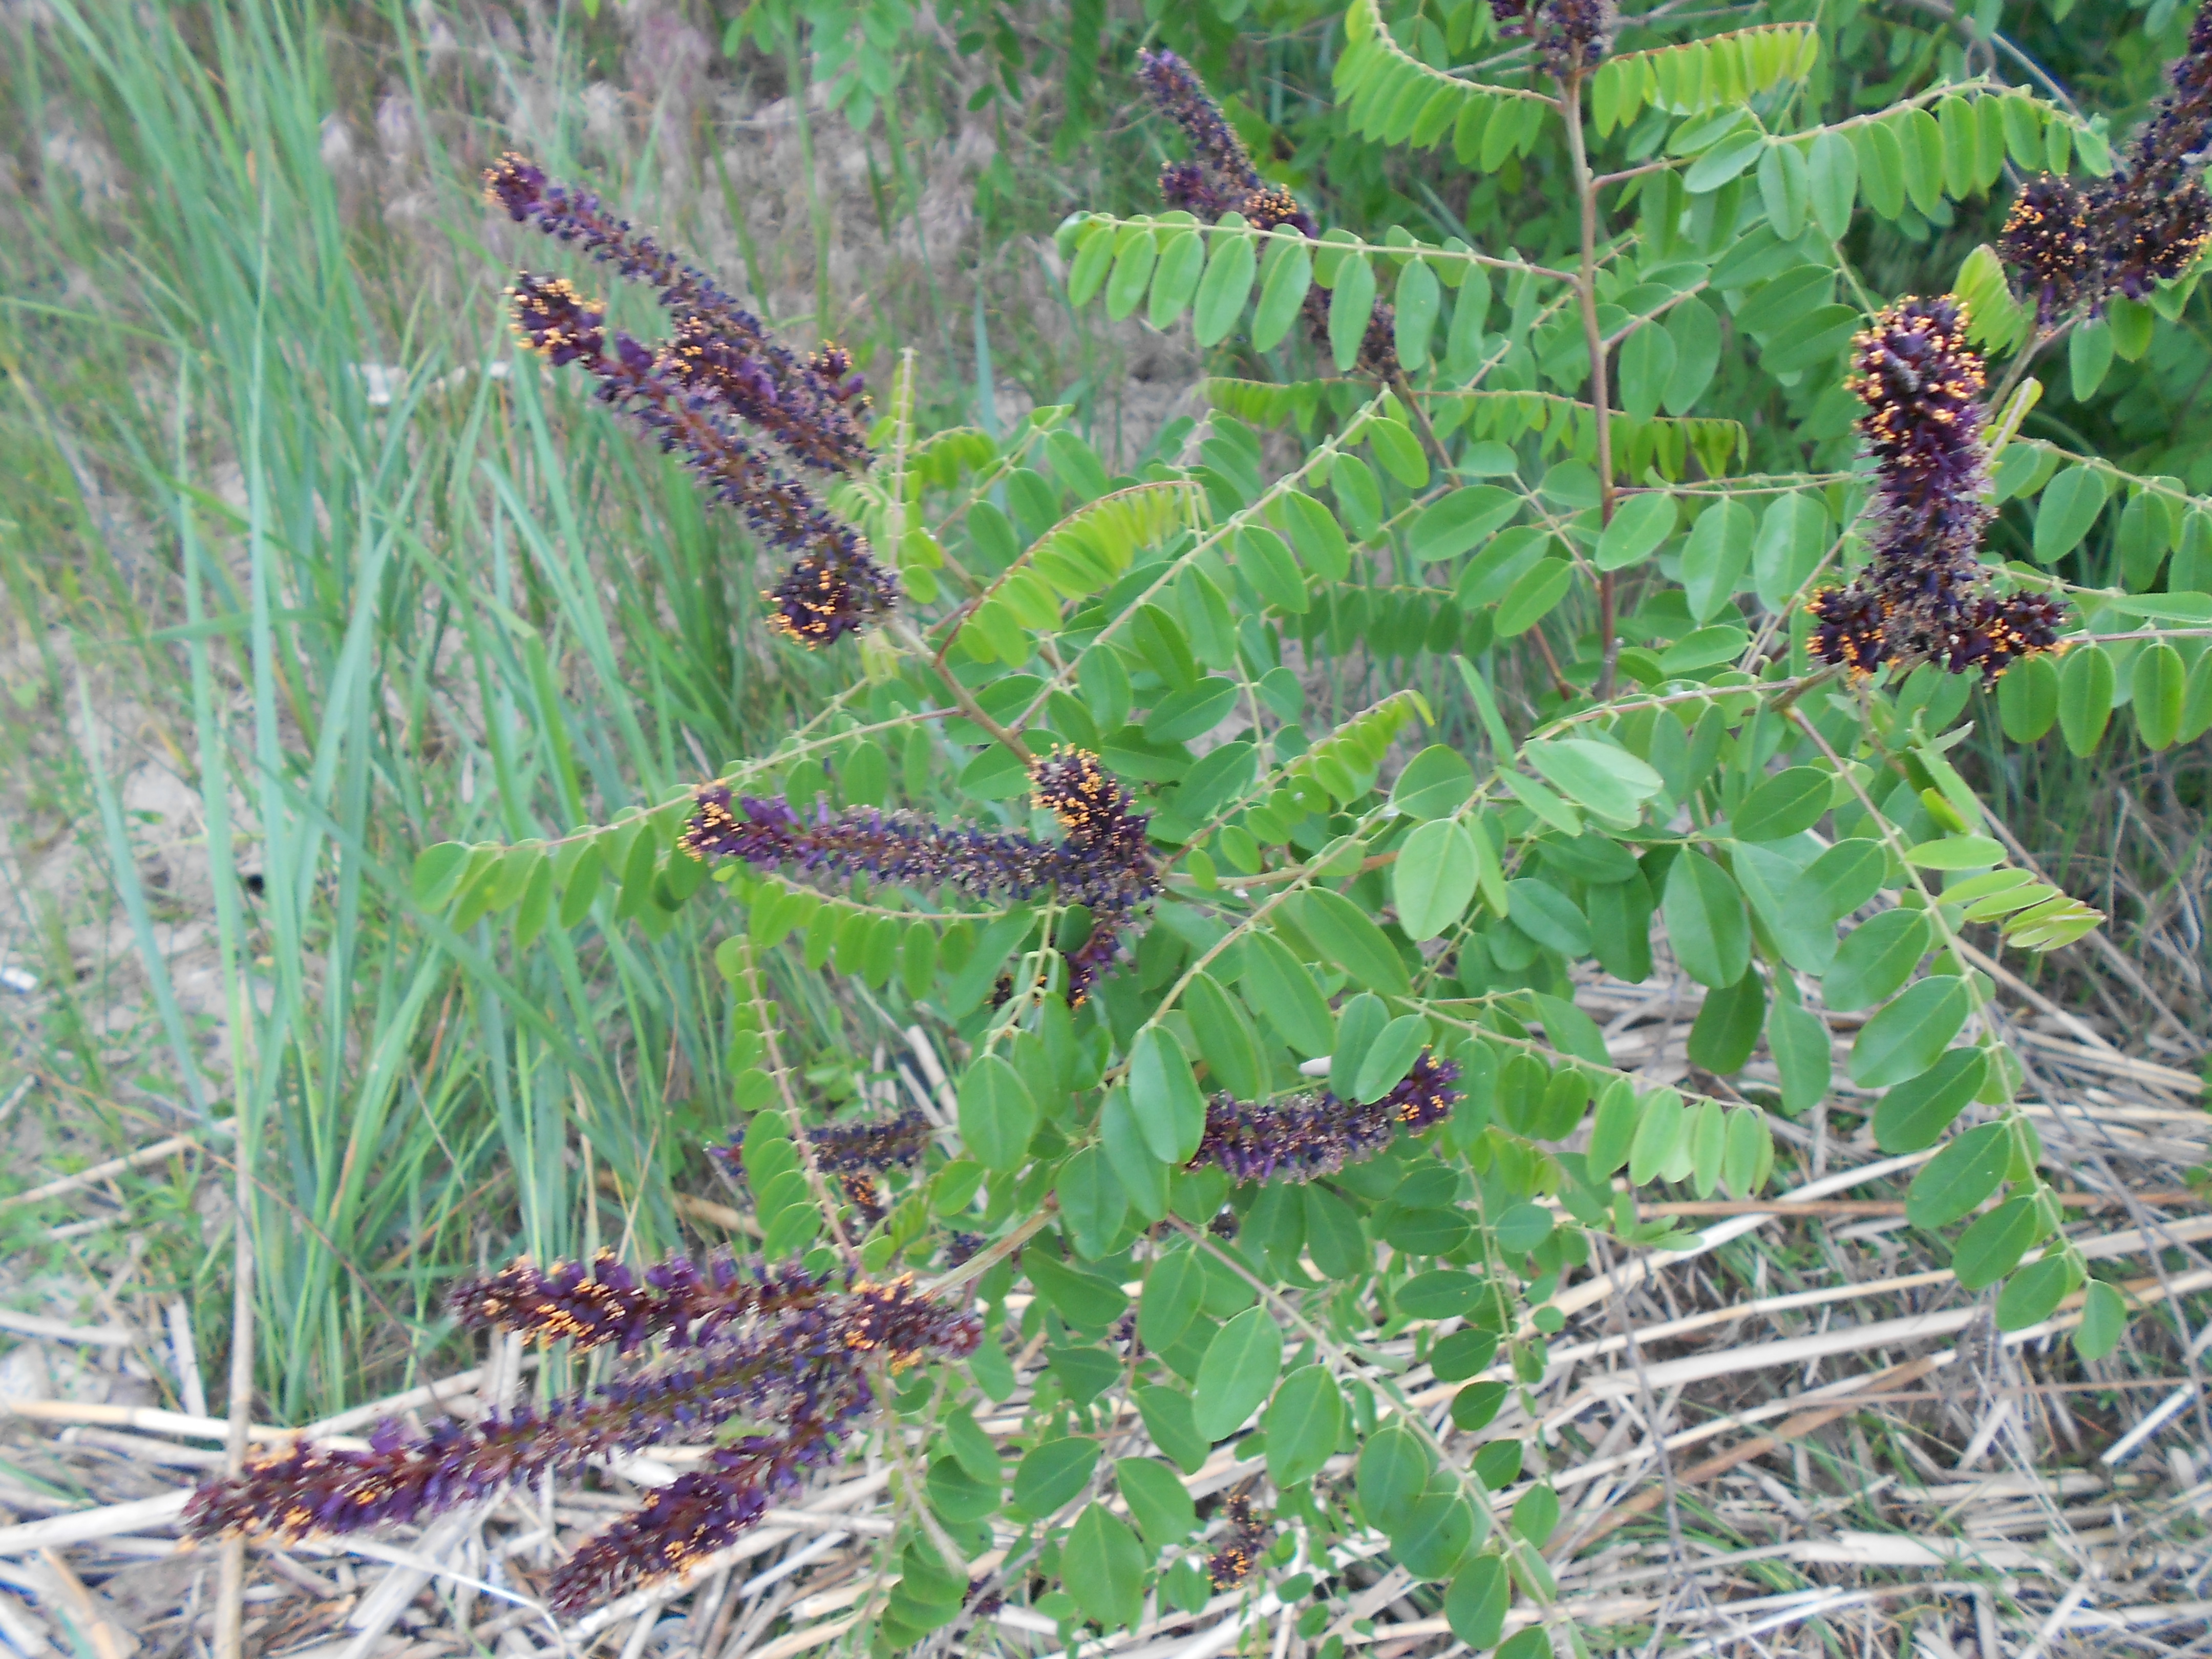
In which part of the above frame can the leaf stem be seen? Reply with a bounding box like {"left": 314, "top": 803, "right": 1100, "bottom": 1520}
{"left": 1561, "top": 72, "right": 1621, "bottom": 698}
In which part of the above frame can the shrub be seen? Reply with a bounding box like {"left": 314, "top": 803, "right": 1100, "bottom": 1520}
{"left": 190, "top": 0, "right": 2212, "bottom": 1645}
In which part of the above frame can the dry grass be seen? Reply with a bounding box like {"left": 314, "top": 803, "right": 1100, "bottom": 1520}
{"left": 0, "top": 950, "right": 2206, "bottom": 1658}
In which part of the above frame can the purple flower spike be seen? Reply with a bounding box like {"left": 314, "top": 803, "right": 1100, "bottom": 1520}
{"left": 187, "top": 1266, "right": 980, "bottom": 1617}
{"left": 712, "top": 1111, "right": 933, "bottom": 1228}
{"left": 1135, "top": 50, "right": 1261, "bottom": 203}
{"left": 1129, "top": 51, "right": 1399, "bottom": 373}
{"left": 1998, "top": 3, "right": 2212, "bottom": 318}
{"left": 1186, "top": 1051, "right": 1461, "bottom": 1185}
{"left": 762, "top": 545, "right": 900, "bottom": 648}
{"left": 1490, "top": 0, "right": 1618, "bottom": 73}
{"left": 1999, "top": 175, "right": 2097, "bottom": 327}
{"left": 450, "top": 1250, "right": 833, "bottom": 1354}
{"left": 1205, "top": 1495, "right": 1273, "bottom": 1589}
{"left": 504, "top": 273, "right": 896, "bottom": 651}
{"left": 680, "top": 749, "right": 1160, "bottom": 1004}
{"left": 485, "top": 153, "right": 870, "bottom": 475}
{"left": 1808, "top": 296, "right": 2067, "bottom": 683}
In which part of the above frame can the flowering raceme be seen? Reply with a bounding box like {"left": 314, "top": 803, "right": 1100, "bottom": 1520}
{"left": 485, "top": 154, "right": 870, "bottom": 474}
{"left": 488, "top": 159, "right": 895, "bottom": 648}
{"left": 682, "top": 748, "right": 1162, "bottom": 1003}
{"left": 1490, "top": 0, "right": 1619, "bottom": 74}
{"left": 713, "top": 1109, "right": 933, "bottom": 1226}
{"left": 1807, "top": 296, "right": 2067, "bottom": 681}
{"left": 186, "top": 1259, "right": 979, "bottom": 1616}
{"left": 1185, "top": 1051, "right": 1460, "bottom": 1184}
{"left": 1997, "top": 175, "right": 2097, "bottom": 327}
{"left": 1999, "top": 1, "right": 2212, "bottom": 321}
{"left": 1203, "top": 1493, "right": 1274, "bottom": 1589}
{"left": 1132, "top": 50, "right": 1399, "bottom": 377}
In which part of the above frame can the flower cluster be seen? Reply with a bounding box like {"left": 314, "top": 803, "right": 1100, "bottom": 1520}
{"left": 490, "top": 160, "right": 894, "bottom": 649}
{"left": 680, "top": 749, "right": 1161, "bottom": 1003}
{"left": 1490, "top": 0, "right": 1618, "bottom": 74}
{"left": 712, "top": 1110, "right": 934, "bottom": 1226}
{"left": 1999, "top": 3, "right": 2212, "bottom": 321}
{"left": 449, "top": 1250, "right": 832, "bottom": 1355}
{"left": 486, "top": 154, "right": 869, "bottom": 473}
{"left": 1997, "top": 175, "right": 2097, "bottom": 327}
{"left": 1807, "top": 296, "right": 2067, "bottom": 680}
{"left": 187, "top": 1263, "right": 978, "bottom": 1617}
{"left": 1204, "top": 1494, "right": 1274, "bottom": 1590}
{"left": 1186, "top": 1051, "right": 1460, "bottom": 1185}
{"left": 1132, "top": 50, "right": 1399, "bottom": 377}
{"left": 1134, "top": 49, "right": 1273, "bottom": 226}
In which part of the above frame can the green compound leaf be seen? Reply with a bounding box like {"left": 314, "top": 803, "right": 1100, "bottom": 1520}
{"left": 1148, "top": 229, "right": 1205, "bottom": 330}
{"left": 1243, "top": 932, "right": 1336, "bottom": 1057}
{"left": 1027, "top": 1251, "right": 1129, "bottom": 1331}
{"left": 1293, "top": 887, "right": 1413, "bottom": 995}
{"left": 1824, "top": 909, "right": 1931, "bottom": 1012}
{"left": 1679, "top": 497, "right": 1752, "bottom": 620}
{"left": 1394, "top": 256, "right": 1442, "bottom": 368}
{"left": 1355, "top": 1424, "right": 1431, "bottom": 1536}
{"left": 1013, "top": 1436, "right": 1100, "bottom": 1518}
{"left": 1445, "top": 1557, "right": 1510, "bottom": 1648}
{"left": 2058, "top": 642, "right": 2117, "bottom": 756}
{"left": 2075, "top": 1280, "right": 2129, "bottom": 1360}
{"left": 1731, "top": 766, "right": 1832, "bottom": 842}
{"left": 1769, "top": 995, "right": 1833, "bottom": 1115}
{"left": 1136, "top": 1385, "right": 1210, "bottom": 1474}
{"left": 1996, "top": 1253, "right": 2084, "bottom": 1331}
{"left": 2134, "top": 641, "right": 2186, "bottom": 750}
{"left": 1522, "top": 738, "right": 1663, "bottom": 825}
{"left": 1183, "top": 971, "right": 1265, "bottom": 1102}
{"left": 1391, "top": 744, "right": 1477, "bottom": 819}
{"left": 1330, "top": 254, "right": 1379, "bottom": 371}
{"left": 1105, "top": 227, "right": 1159, "bottom": 322}
{"left": 1129, "top": 1026, "right": 1207, "bottom": 1164}
{"left": 1951, "top": 1195, "right": 2044, "bottom": 1291}
{"left": 1871, "top": 1048, "right": 1988, "bottom": 1152}
{"left": 2033, "top": 465, "right": 2109, "bottom": 563}
{"left": 1409, "top": 486, "right": 1520, "bottom": 564}
{"left": 1596, "top": 490, "right": 1677, "bottom": 572}
{"left": 1495, "top": 558, "right": 1574, "bottom": 636}
{"left": 1254, "top": 238, "right": 1315, "bottom": 351}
